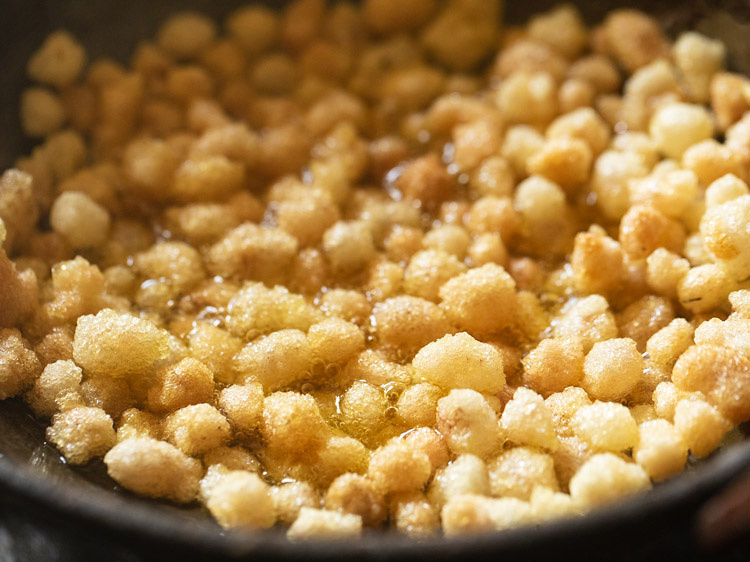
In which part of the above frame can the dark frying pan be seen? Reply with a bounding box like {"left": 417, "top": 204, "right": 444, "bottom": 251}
{"left": 1, "top": 1, "right": 750, "bottom": 560}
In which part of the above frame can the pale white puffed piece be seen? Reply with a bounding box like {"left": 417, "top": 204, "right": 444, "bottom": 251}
{"left": 487, "top": 446, "right": 559, "bottom": 500}
{"left": 27, "top": 30, "right": 86, "bottom": 87}
{"left": 572, "top": 401, "right": 638, "bottom": 452}
{"left": 427, "top": 454, "right": 489, "bottom": 508}
{"left": 705, "top": 174, "right": 749, "bottom": 208}
{"left": 73, "top": 309, "right": 170, "bottom": 379}
{"left": 437, "top": 389, "right": 501, "bottom": 458}
{"left": 104, "top": 437, "right": 203, "bottom": 503}
{"left": 50, "top": 191, "right": 111, "bottom": 249}
{"left": 649, "top": 102, "right": 714, "bottom": 159}
{"left": 287, "top": 508, "right": 362, "bottom": 541}
{"left": 568, "top": 453, "right": 651, "bottom": 507}
{"left": 673, "top": 32, "right": 726, "bottom": 104}
{"left": 673, "top": 398, "right": 731, "bottom": 458}
{"left": 412, "top": 332, "right": 505, "bottom": 394}
{"left": 389, "top": 491, "right": 440, "bottom": 538}
{"left": 529, "top": 486, "right": 579, "bottom": 522}
{"left": 581, "top": 338, "right": 644, "bottom": 401}
{"left": 500, "top": 387, "right": 558, "bottom": 451}
{"left": 441, "top": 494, "right": 533, "bottom": 536}
{"left": 205, "top": 471, "right": 276, "bottom": 530}
{"left": 46, "top": 406, "right": 115, "bottom": 464}
{"left": 633, "top": 419, "right": 688, "bottom": 482}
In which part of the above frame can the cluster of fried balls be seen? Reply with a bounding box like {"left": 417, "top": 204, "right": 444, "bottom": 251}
{"left": 1, "top": 0, "right": 750, "bottom": 540}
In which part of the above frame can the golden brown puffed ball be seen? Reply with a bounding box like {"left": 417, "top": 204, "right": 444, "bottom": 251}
{"left": 572, "top": 402, "right": 638, "bottom": 453}
{"left": 188, "top": 323, "right": 243, "bottom": 384}
{"left": 672, "top": 344, "right": 750, "bottom": 424}
{"left": 27, "top": 31, "right": 87, "bottom": 88}
{"left": 571, "top": 228, "right": 626, "bottom": 300}
{"left": 262, "top": 391, "right": 329, "bottom": 456}
{"left": 402, "top": 427, "right": 450, "bottom": 473}
{"left": 203, "top": 445, "right": 261, "bottom": 474}
{"left": 25, "top": 359, "right": 82, "bottom": 418}
{"left": 619, "top": 204, "right": 685, "bottom": 260}
{"left": 162, "top": 403, "right": 231, "bottom": 456}
{"left": 439, "top": 263, "right": 518, "bottom": 337}
{"left": 80, "top": 376, "right": 134, "bottom": 420}
{"left": 339, "top": 381, "right": 389, "bottom": 441}
{"left": 46, "top": 406, "right": 115, "bottom": 464}
{"left": 545, "top": 387, "right": 592, "bottom": 438}
{"left": 367, "top": 439, "right": 432, "bottom": 494}
{"left": 404, "top": 249, "right": 467, "bottom": 303}
{"left": 206, "top": 471, "right": 276, "bottom": 530}
{"left": 649, "top": 102, "right": 715, "bottom": 159}
{"left": 553, "top": 295, "right": 618, "bottom": 353}
{"left": 600, "top": 10, "right": 670, "bottom": 73}
{"left": 396, "top": 383, "right": 443, "bottom": 428}
{"left": 501, "top": 387, "right": 558, "bottom": 451}
{"left": 711, "top": 72, "right": 750, "bottom": 132}
{"left": 413, "top": 332, "right": 505, "bottom": 394}
{"left": 389, "top": 492, "right": 440, "bottom": 538}
{"left": 582, "top": 338, "right": 644, "bottom": 402}
{"left": 271, "top": 481, "right": 322, "bottom": 525}
{"left": 226, "top": 282, "right": 318, "bottom": 340}
{"left": 522, "top": 338, "right": 584, "bottom": 397}
{"left": 673, "top": 398, "right": 731, "bottom": 458}
{"left": 287, "top": 507, "right": 362, "bottom": 541}
{"left": 373, "top": 296, "right": 452, "bottom": 359}
{"left": 528, "top": 138, "right": 592, "bottom": 192}
{"left": 496, "top": 71, "right": 558, "bottom": 128}
{"left": 395, "top": 153, "right": 455, "bottom": 210}
{"left": 105, "top": 437, "right": 203, "bottom": 503}
{"left": 72, "top": 309, "right": 170, "bottom": 379}
{"left": 488, "top": 447, "right": 559, "bottom": 501}
{"left": 325, "top": 473, "right": 387, "bottom": 527}
{"left": 633, "top": 419, "right": 688, "bottom": 482}
{"left": 234, "top": 329, "right": 313, "bottom": 390}
{"left": 363, "top": 0, "right": 436, "bottom": 35}
{"left": 428, "top": 454, "right": 489, "bottom": 508}
{"left": 568, "top": 453, "right": 651, "bottom": 507}
{"left": 308, "top": 318, "right": 365, "bottom": 366}
{"left": 115, "top": 408, "right": 161, "bottom": 442}
{"left": 0, "top": 329, "right": 42, "bottom": 401}
{"left": 145, "top": 358, "right": 213, "bottom": 415}
{"left": 646, "top": 319, "right": 694, "bottom": 371}
{"left": 217, "top": 383, "right": 264, "bottom": 435}
{"left": 206, "top": 222, "right": 299, "bottom": 284}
